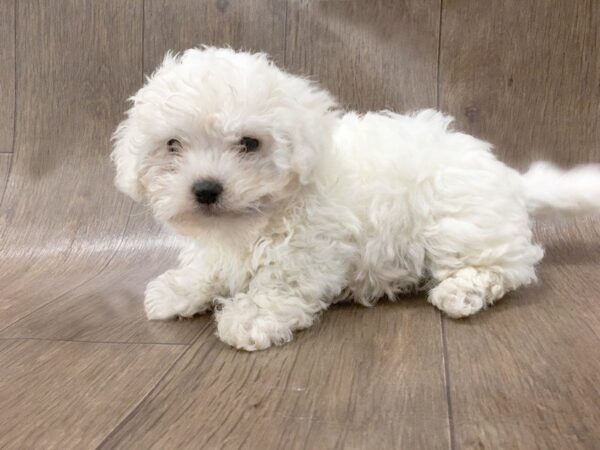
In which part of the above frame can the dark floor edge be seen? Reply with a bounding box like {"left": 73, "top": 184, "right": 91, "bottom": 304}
{"left": 0, "top": 0, "right": 17, "bottom": 207}
{"left": 283, "top": 0, "right": 288, "bottom": 67}
{"left": 0, "top": 153, "right": 12, "bottom": 206}
{"left": 440, "top": 313, "right": 456, "bottom": 450}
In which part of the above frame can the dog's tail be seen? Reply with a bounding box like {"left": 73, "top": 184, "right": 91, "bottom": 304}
{"left": 522, "top": 162, "right": 600, "bottom": 217}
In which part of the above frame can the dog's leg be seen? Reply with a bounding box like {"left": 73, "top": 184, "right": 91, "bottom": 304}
{"left": 428, "top": 267, "right": 509, "bottom": 318}
{"left": 145, "top": 265, "right": 220, "bottom": 320}
{"left": 214, "top": 249, "right": 349, "bottom": 351}
{"left": 215, "top": 289, "right": 325, "bottom": 351}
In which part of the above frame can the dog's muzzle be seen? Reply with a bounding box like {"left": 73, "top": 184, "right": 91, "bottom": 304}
{"left": 192, "top": 180, "right": 223, "bottom": 205}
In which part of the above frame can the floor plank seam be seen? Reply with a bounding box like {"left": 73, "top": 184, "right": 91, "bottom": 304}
{"left": 440, "top": 313, "right": 456, "bottom": 450}
{"left": 94, "top": 322, "right": 213, "bottom": 449}
{"left": 0, "top": 336, "right": 191, "bottom": 346}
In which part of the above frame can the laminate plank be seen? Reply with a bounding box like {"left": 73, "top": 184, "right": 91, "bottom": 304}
{"left": 0, "top": 0, "right": 143, "bottom": 326}
{"left": 100, "top": 301, "right": 449, "bottom": 449}
{"left": 0, "top": 339, "right": 184, "bottom": 449}
{"left": 439, "top": 0, "right": 600, "bottom": 167}
{"left": 440, "top": 1, "right": 600, "bottom": 447}
{"left": 144, "top": 0, "right": 286, "bottom": 71}
{"left": 0, "top": 0, "right": 15, "bottom": 152}
{"left": 285, "top": 0, "right": 439, "bottom": 111}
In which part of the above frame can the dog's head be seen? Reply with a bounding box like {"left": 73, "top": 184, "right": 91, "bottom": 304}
{"left": 112, "top": 47, "right": 337, "bottom": 236}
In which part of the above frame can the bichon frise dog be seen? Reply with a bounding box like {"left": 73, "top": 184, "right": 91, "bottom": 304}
{"left": 112, "top": 47, "right": 600, "bottom": 351}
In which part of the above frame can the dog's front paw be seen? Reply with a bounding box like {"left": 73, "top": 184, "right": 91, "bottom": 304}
{"left": 144, "top": 275, "right": 204, "bottom": 320}
{"left": 215, "top": 296, "right": 293, "bottom": 351}
{"left": 429, "top": 285, "right": 484, "bottom": 318}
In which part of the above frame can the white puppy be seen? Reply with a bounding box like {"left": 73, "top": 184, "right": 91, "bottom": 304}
{"left": 112, "top": 47, "right": 600, "bottom": 351}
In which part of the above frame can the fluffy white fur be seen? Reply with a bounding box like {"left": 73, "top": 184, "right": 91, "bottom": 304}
{"left": 112, "top": 47, "right": 600, "bottom": 351}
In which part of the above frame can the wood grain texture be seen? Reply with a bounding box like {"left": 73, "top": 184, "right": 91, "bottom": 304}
{"left": 444, "top": 219, "right": 600, "bottom": 449}
{"left": 440, "top": 1, "right": 600, "bottom": 447}
{"left": 0, "top": 339, "right": 184, "bottom": 449}
{"left": 0, "top": 0, "right": 143, "bottom": 327}
{"left": 100, "top": 301, "right": 449, "bottom": 449}
{"left": 0, "top": 1, "right": 599, "bottom": 449}
{"left": 0, "top": 0, "right": 15, "bottom": 152}
{"left": 440, "top": 0, "right": 600, "bottom": 167}
{"left": 144, "top": 0, "right": 286, "bottom": 71}
{"left": 286, "top": 0, "right": 440, "bottom": 111}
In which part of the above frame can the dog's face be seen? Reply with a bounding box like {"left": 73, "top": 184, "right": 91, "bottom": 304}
{"left": 112, "top": 47, "right": 337, "bottom": 236}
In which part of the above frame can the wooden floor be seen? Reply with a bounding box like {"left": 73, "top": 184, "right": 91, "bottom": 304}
{"left": 1, "top": 1, "right": 599, "bottom": 448}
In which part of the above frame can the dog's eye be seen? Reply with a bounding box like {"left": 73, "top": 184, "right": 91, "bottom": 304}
{"left": 167, "top": 138, "right": 182, "bottom": 153}
{"left": 239, "top": 136, "right": 260, "bottom": 152}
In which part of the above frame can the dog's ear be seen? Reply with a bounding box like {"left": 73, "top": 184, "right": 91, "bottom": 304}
{"left": 284, "top": 77, "right": 339, "bottom": 184}
{"left": 111, "top": 52, "right": 182, "bottom": 201}
{"left": 288, "top": 119, "right": 328, "bottom": 185}
{"left": 111, "top": 112, "right": 145, "bottom": 201}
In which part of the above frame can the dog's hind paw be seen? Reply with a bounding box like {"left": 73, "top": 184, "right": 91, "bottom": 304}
{"left": 429, "top": 268, "right": 506, "bottom": 318}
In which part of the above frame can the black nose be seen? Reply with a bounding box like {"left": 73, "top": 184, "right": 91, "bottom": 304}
{"left": 192, "top": 180, "right": 223, "bottom": 205}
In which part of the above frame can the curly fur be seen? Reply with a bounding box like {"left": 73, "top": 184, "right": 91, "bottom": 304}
{"left": 112, "top": 47, "right": 600, "bottom": 351}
